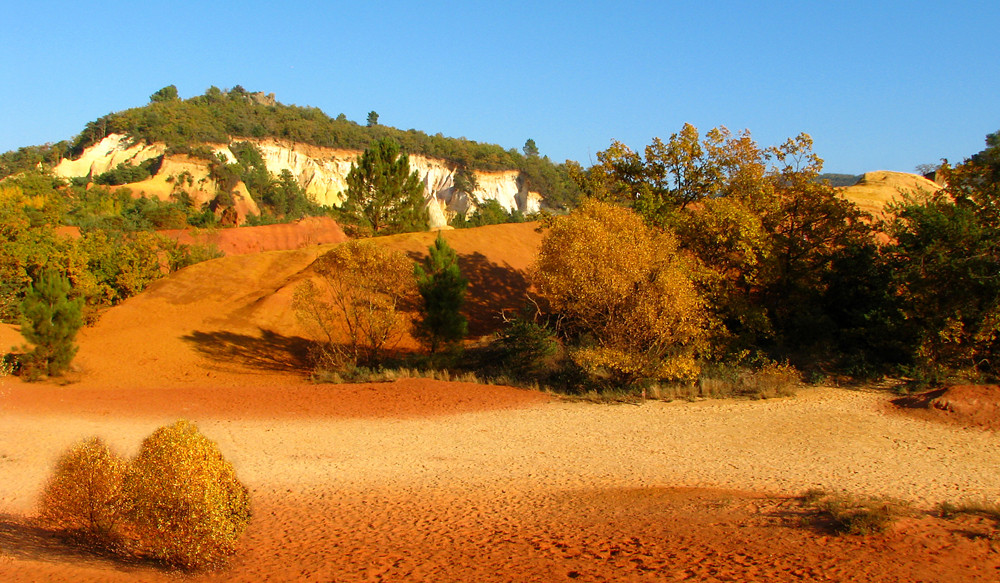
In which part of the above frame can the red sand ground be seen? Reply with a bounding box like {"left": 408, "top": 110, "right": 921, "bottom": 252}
{"left": 3, "top": 223, "right": 1000, "bottom": 581}
{"left": 158, "top": 216, "right": 349, "bottom": 256}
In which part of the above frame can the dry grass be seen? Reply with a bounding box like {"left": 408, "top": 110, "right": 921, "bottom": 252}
{"left": 938, "top": 499, "right": 1000, "bottom": 521}
{"left": 800, "top": 489, "right": 902, "bottom": 535}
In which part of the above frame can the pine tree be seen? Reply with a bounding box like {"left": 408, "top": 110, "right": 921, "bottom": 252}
{"left": 342, "top": 138, "right": 428, "bottom": 235}
{"left": 413, "top": 234, "right": 468, "bottom": 354}
{"left": 19, "top": 270, "right": 84, "bottom": 378}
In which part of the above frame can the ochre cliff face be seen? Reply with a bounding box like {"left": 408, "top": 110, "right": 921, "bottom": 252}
{"left": 54, "top": 134, "right": 542, "bottom": 228}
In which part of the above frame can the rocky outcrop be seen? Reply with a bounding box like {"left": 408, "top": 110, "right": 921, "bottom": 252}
{"left": 54, "top": 134, "right": 542, "bottom": 228}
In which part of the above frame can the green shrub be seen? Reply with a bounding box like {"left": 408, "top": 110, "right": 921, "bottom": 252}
{"left": 120, "top": 420, "right": 251, "bottom": 570}
{"left": 39, "top": 437, "right": 127, "bottom": 542}
{"left": 485, "top": 317, "right": 558, "bottom": 381}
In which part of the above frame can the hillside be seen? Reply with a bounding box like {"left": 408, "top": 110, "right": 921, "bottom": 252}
{"left": 63, "top": 222, "right": 544, "bottom": 390}
{"left": 838, "top": 170, "right": 943, "bottom": 217}
{"left": 52, "top": 133, "right": 543, "bottom": 228}
{"left": 1, "top": 86, "right": 580, "bottom": 227}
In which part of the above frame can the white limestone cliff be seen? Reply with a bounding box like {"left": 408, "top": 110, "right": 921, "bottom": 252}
{"left": 55, "top": 134, "right": 542, "bottom": 228}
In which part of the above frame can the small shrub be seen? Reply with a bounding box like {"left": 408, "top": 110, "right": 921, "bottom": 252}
{"left": 801, "top": 490, "right": 898, "bottom": 535}
{"left": 39, "top": 437, "right": 127, "bottom": 543}
{"left": 120, "top": 420, "right": 251, "bottom": 570}
{"left": 485, "top": 317, "right": 559, "bottom": 381}
{"left": 696, "top": 360, "right": 800, "bottom": 399}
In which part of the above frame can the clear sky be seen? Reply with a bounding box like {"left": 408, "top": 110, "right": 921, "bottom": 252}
{"left": 1, "top": 1, "right": 996, "bottom": 174}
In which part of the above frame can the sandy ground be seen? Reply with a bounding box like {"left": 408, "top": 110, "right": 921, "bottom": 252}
{"left": 2, "top": 223, "right": 1000, "bottom": 581}
{"left": 2, "top": 378, "right": 1000, "bottom": 582}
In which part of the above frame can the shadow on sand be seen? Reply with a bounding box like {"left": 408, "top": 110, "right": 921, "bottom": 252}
{"left": 408, "top": 249, "right": 534, "bottom": 338}
{"left": 182, "top": 328, "right": 313, "bottom": 373}
{"left": 0, "top": 513, "right": 155, "bottom": 570}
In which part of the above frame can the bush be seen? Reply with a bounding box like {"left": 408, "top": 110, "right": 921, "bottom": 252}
{"left": 801, "top": 489, "right": 898, "bottom": 535}
{"left": 485, "top": 317, "right": 559, "bottom": 381}
{"left": 533, "top": 200, "right": 707, "bottom": 386}
{"left": 39, "top": 437, "right": 127, "bottom": 543}
{"left": 120, "top": 420, "right": 251, "bottom": 570}
{"left": 38, "top": 421, "right": 251, "bottom": 571}
{"left": 293, "top": 240, "right": 416, "bottom": 368}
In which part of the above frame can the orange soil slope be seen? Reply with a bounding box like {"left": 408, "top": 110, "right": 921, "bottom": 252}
{"left": 158, "top": 216, "right": 348, "bottom": 256}
{"left": 63, "top": 222, "right": 543, "bottom": 390}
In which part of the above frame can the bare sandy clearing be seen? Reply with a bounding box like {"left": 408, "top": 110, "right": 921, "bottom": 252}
{"left": 2, "top": 385, "right": 999, "bottom": 581}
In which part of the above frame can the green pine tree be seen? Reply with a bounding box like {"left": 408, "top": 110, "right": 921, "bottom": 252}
{"left": 342, "top": 138, "right": 428, "bottom": 236}
{"left": 19, "top": 270, "right": 84, "bottom": 379}
{"left": 413, "top": 234, "right": 468, "bottom": 354}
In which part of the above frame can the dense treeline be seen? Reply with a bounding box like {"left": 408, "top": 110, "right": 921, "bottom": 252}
{"left": 537, "top": 124, "right": 1000, "bottom": 387}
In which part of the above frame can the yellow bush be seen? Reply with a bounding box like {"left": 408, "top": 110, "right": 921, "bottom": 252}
{"left": 119, "top": 420, "right": 251, "bottom": 570}
{"left": 39, "top": 437, "right": 126, "bottom": 541}
{"left": 534, "top": 200, "right": 707, "bottom": 384}
{"left": 294, "top": 240, "right": 416, "bottom": 367}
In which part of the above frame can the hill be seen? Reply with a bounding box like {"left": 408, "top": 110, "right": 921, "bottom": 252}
{"left": 1, "top": 86, "right": 581, "bottom": 226}
{"left": 62, "top": 222, "right": 544, "bottom": 390}
{"left": 838, "top": 170, "right": 943, "bottom": 217}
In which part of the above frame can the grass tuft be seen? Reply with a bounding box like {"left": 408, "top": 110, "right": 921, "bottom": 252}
{"left": 800, "top": 489, "right": 900, "bottom": 535}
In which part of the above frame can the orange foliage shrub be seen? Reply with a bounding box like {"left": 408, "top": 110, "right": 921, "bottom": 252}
{"left": 120, "top": 420, "right": 251, "bottom": 570}
{"left": 534, "top": 200, "right": 707, "bottom": 383}
{"left": 39, "top": 437, "right": 127, "bottom": 542}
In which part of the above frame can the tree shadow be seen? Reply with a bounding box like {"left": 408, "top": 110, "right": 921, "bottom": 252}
{"left": 0, "top": 513, "right": 153, "bottom": 570}
{"left": 407, "top": 250, "right": 535, "bottom": 338}
{"left": 181, "top": 328, "right": 313, "bottom": 373}
{"left": 458, "top": 252, "right": 537, "bottom": 337}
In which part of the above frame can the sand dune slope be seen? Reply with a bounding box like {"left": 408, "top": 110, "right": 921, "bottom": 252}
{"left": 69, "top": 222, "right": 543, "bottom": 389}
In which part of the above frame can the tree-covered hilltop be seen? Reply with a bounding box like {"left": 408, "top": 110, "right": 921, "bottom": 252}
{"left": 0, "top": 85, "right": 579, "bottom": 208}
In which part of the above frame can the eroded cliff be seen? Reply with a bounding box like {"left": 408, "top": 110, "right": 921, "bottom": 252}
{"left": 53, "top": 134, "right": 542, "bottom": 227}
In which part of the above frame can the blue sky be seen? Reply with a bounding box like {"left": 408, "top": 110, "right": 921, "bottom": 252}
{"left": 1, "top": 1, "right": 996, "bottom": 174}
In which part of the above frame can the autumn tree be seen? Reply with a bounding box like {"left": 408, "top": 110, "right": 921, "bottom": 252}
{"left": 293, "top": 240, "right": 416, "bottom": 367}
{"left": 886, "top": 130, "right": 1000, "bottom": 379}
{"left": 533, "top": 200, "right": 707, "bottom": 384}
{"left": 581, "top": 125, "right": 874, "bottom": 364}
{"left": 413, "top": 234, "right": 468, "bottom": 354}
{"left": 342, "top": 138, "right": 428, "bottom": 236}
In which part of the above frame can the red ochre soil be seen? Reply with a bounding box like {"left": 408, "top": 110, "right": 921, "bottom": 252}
{"left": 892, "top": 384, "right": 1000, "bottom": 432}
{"left": 3, "top": 223, "right": 1000, "bottom": 581}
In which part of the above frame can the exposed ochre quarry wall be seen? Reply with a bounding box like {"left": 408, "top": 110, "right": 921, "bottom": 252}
{"left": 54, "top": 134, "right": 542, "bottom": 228}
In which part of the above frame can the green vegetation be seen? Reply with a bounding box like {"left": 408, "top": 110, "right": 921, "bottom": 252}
{"left": 413, "top": 234, "right": 468, "bottom": 355}
{"left": 341, "top": 138, "right": 428, "bottom": 235}
{"left": 40, "top": 421, "right": 251, "bottom": 570}
{"left": 18, "top": 269, "right": 83, "bottom": 379}
{"left": 0, "top": 177, "right": 223, "bottom": 333}
{"left": 451, "top": 199, "right": 528, "bottom": 228}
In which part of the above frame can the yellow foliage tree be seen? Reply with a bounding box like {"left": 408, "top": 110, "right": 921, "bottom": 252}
{"left": 533, "top": 200, "right": 706, "bottom": 384}
{"left": 293, "top": 240, "right": 416, "bottom": 367}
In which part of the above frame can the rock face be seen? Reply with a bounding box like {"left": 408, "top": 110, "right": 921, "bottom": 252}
{"left": 54, "top": 135, "right": 542, "bottom": 228}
